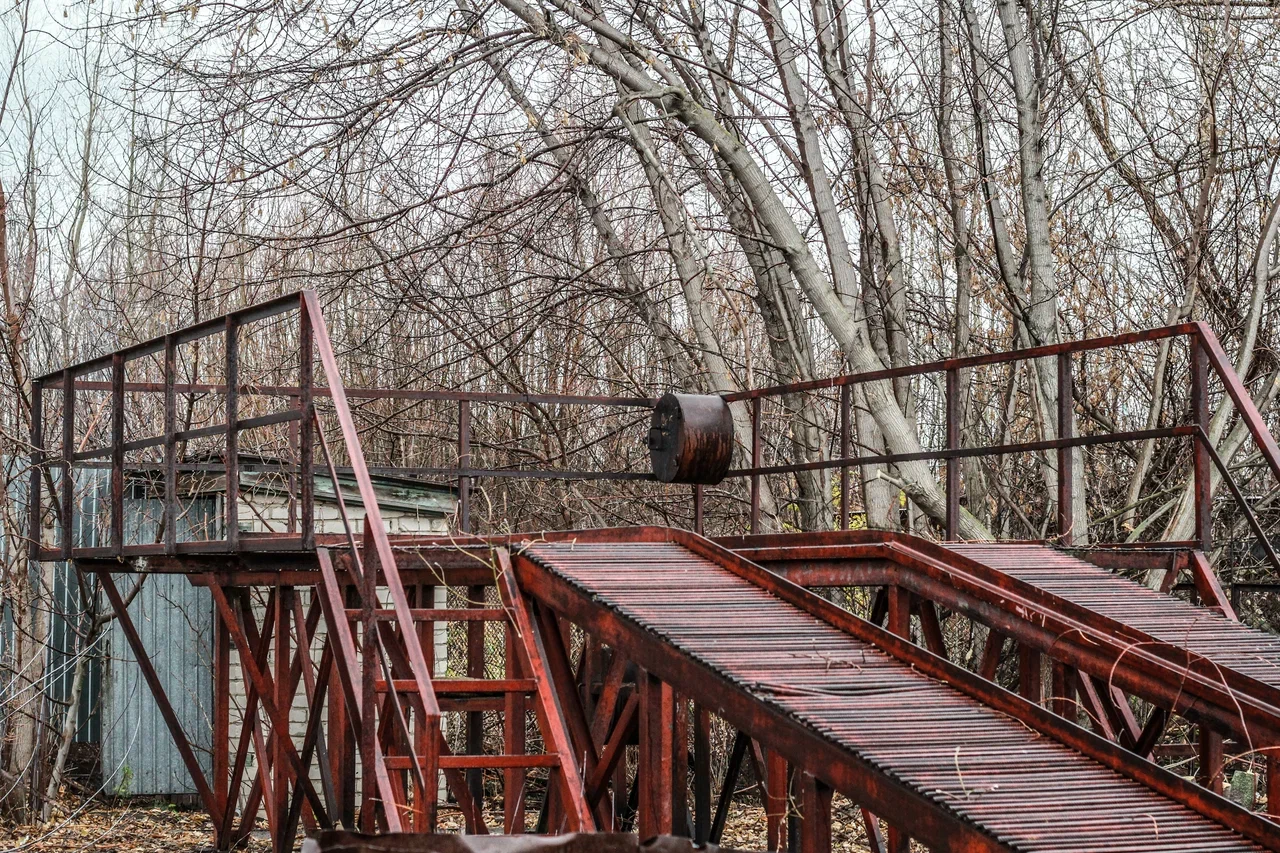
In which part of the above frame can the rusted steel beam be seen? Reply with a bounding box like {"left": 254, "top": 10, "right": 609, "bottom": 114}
{"left": 709, "top": 731, "right": 748, "bottom": 845}
{"left": 495, "top": 549, "right": 596, "bottom": 832}
{"left": 721, "top": 322, "right": 1197, "bottom": 403}
{"left": 225, "top": 587, "right": 279, "bottom": 845}
{"left": 207, "top": 581, "right": 330, "bottom": 824}
{"left": 304, "top": 290, "right": 441, "bottom": 731}
{"left": 726, "top": 424, "right": 1193, "bottom": 479}
{"left": 37, "top": 291, "right": 302, "bottom": 382}
{"left": 299, "top": 295, "right": 315, "bottom": 551}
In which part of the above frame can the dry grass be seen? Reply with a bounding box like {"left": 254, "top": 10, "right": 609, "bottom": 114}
{"left": 0, "top": 797, "right": 897, "bottom": 852}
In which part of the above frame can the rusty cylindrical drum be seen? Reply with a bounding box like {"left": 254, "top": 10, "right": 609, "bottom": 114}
{"left": 648, "top": 393, "right": 735, "bottom": 484}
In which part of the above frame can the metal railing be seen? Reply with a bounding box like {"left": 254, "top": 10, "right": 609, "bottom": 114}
{"left": 28, "top": 292, "right": 1280, "bottom": 574}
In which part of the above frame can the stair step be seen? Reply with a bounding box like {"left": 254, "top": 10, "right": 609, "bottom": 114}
{"left": 383, "top": 754, "right": 560, "bottom": 770}
{"left": 344, "top": 608, "right": 508, "bottom": 622}
{"left": 375, "top": 678, "right": 536, "bottom": 695}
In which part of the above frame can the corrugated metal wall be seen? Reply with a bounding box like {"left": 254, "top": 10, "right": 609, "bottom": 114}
{"left": 98, "top": 490, "right": 217, "bottom": 797}
{"left": 99, "top": 571, "right": 213, "bottom": 797}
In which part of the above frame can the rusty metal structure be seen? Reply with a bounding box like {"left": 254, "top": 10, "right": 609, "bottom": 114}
{"left": 27, "top": 290, "right": 1280, "bottom": 851}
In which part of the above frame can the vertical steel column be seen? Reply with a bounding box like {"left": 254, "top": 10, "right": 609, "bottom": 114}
{"left": 60, "top": 368, "right": 74, "bottom": 559}
{"left": 299, "top": 298, "right": 315, "bottom": 550}
{"left": 458, "top": 400, "right": 471, "bottom": 534}
{"left": 638, "top": 671, "right": 675, "bottom": 837}
{"left": 886, "top": 586, "right": 910, "bottom": 639}
{"left": 110, "top": 353, "right": 125, "bottom": 555}
{"left": 750, "top": 397, "right": 761, "bottom": 534}
{"left": 1198, "top": 725, "right": 1224, "bottom": 795}
{"left": 945, "top": 368, "right": 960, "bottom": 540}
{"left": 274, "top": 585, "right": 293, "bottom": 853}
{"left": 1018, "top": 644, "right": 1043, "bottom": 704}
{"left": 466, "top": 584, "right": 485, "bottom": 803}
{"left": 163, "top": 335, "right": 178, "bottom": 555}
{"left": 504, "top": 620, "right": 526, "bottom": 833}
{"left": 1191, "top": 336, "right": 1213, "bottom": 552}
{"left": 1050, "top": 661, "right": 1077, "bottom": 720}
{"left": 359, "top": 544, "right": 377, "bottom": 830}
{"left": 765, "top": 750, "right": 787, "bottom": 852}
{"left": 799, "top": 774, "right": 831, "bottom": 853}
{"left": 415, "top": 584, "right": 436, "bottom": 833}
{"left": 692, "top": 485, "right": 703, "bottom": 535}
{"left": 839, "top": 385, "right": 850, "bottom": 531}
{"left": 1056, "top": 352, "right": 1074, "bottom": 543}
{"left": 693, "top": 704, "right": 711, "bottom": 844}
{"left": 672, "top": 693, "right": 688, "bottom": 837}
{"left": 27, "top": 378, "right": 42, "bottom": 560}
{"left": 225, "top": 315, "right": 240, "bottom": 550}
{"left": 213, "top": 603, "right": 231, "bottom": 847}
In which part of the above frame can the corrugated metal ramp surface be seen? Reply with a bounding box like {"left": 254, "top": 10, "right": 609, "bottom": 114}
{"left": 948, "top": 544, "right": 1280, "bottom": 687}
{"left": 524, "top": 541, "right": 1262, "bottom": 852}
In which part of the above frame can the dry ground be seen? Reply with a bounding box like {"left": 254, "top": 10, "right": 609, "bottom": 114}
{"left": 0, "top": 798, "right": 886, "bottom": 852}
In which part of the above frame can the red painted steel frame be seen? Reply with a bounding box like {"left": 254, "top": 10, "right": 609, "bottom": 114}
{"left": 32, "top": 292, "right": 1280, "bottom": 851}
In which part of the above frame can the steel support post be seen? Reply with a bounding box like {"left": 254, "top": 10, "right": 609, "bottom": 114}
{"left": 213, "top": 600, "right": 232, "bottom": 848}
{"left": 1056, "top": 351, "right": 1074, "bottom": 543}
{"left": 163, "top": 334, "right": 178, "bottom": 555}
{"left": 458, "top": 399, "right": 471, "bottom": 533}
{"left": 886, "top": 586, "right": 910, "bottom": 640}
{"left": 274, "top": 586, "right": 293, "bottom": 853}
{"left": 751, "top": 397, "right": 761, "bottom": 534}
{"left": 504, "top": 620, "right": 526, "bottom": 833}
{"left": 945, "top": 367, "right": 960, "bottom": 540}
{"left": 1199, "top": 726, "right": 1224, "bottom": 795}
{"left": 799, "top": 774, "right": 832, "bottom": 853}
{"left": 693, "top": 704, "right": 711, "bottom": 844}
{"left": 765, "top": 750, "right": 787, "bottom": 852}
{"left": 225, "top": 315, "right": 240, "bottom": 550}
{"left": 839, "top": 385, "right": 850, "bottom": 531}
{"left": 466, "top": 584, "right": 486, "bottom": 804}
{"left": 1191, "top": 337, "right": 1213, "bottom": 552}
{"left": 1018, "top": 644, "right": 1043, "bottom": 705}
{"left": 60, "top": 368, "right": 74, "bottom": 559}
{"left": 110, "top": 353, "right": 125, "bottom": 555}
{"left": 1050, "top": 661, "right": 1077, "bottom": 721}
{"left": 299, "top": 298, "right": 315, "bottom": 550}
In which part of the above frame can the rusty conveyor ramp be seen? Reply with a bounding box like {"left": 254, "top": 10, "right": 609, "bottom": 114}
{"left": 510, "top": 533, "right": 1278, "bottom": 852}
{"left": 725, "top": 531, "right": 1280, "bottom": 749}
{"left": 952, "top": 543, "right": 1280, "bottom": 684}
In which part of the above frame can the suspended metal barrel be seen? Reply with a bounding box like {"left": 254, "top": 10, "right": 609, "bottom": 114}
{"left": 648, "top": 393, "right": 734, "bottom": 484}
